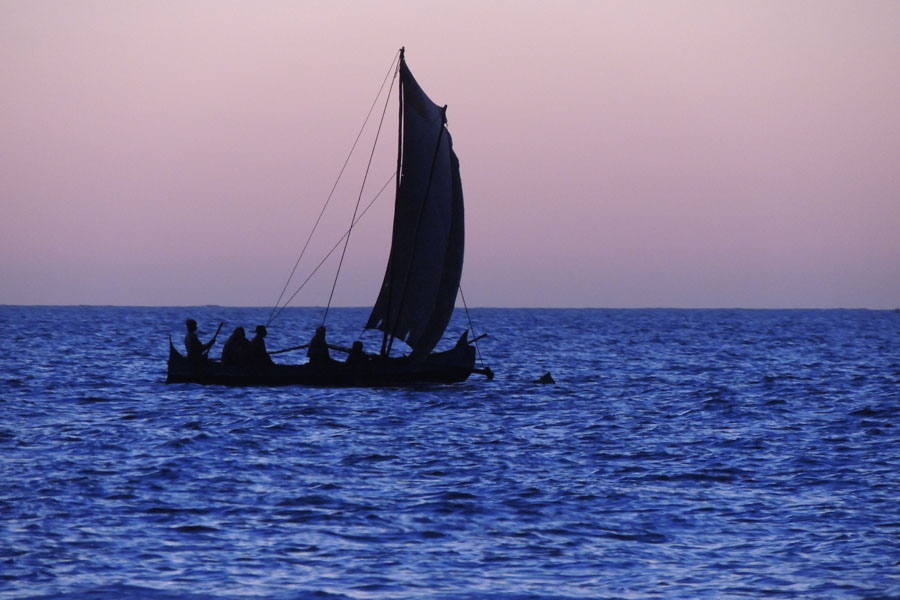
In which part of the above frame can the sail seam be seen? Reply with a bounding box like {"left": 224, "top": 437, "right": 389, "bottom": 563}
{"left": 385, "top": 118, "right": 447, "bottom": 355}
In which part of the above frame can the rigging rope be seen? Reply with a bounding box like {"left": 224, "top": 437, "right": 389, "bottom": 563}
{"left": 267, "top": 172, "right": 396, "bottom": 325}
{"left": 459, "top": 286, "right": 486, "bottom": 369}
{"left": 322, "top": 57, "right": 400, "bottom": 325}
{"left": 267, "top": 49, "right": 402, "bottom": 327}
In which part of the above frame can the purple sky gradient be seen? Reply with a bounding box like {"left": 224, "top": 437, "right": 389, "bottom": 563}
{"left": 2, "top": 1, "right": 899, "bottom": 308}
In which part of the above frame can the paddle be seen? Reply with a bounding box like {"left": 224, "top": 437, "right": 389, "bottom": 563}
{"left": 203, "top": 322, "right": 224, "bottom": 355}
{"left": 270, "top": 343, "right": 352, "bottom": 355}
{"left": 269, "top": 343, "right": 309, "bottom": 356}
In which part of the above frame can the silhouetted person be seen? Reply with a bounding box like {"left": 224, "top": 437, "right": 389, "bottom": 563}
{"left": 185, "top": 319, "right": 221, "bottom": 365}
{"left": 345, "top": 340, "right": 365, "bottom": 366}
{"left": 221, "top": 326, "right": 252, "bottom": 368}
{"left": 307, "top": 326, "right": 331, "bottom": 365}
{"left": 249, "top": 325, "right": 274, "bottom": 367}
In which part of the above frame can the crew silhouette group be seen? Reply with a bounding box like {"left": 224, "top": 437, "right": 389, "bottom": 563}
{"left": 183, "top": 319, "right": 357, "bottom": 369}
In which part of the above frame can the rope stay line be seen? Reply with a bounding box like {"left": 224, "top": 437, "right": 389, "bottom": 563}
{"left": 459, "top": 286, "right": 486, "bottom": 369}
{"left": 267, "top": 49, "right": 402, "bottom": 327}
{"left": 322, "top": 55, "right": 401, "bottom": 325}
{"left": 267, "top": 172, "right": 396, "bottom": 325}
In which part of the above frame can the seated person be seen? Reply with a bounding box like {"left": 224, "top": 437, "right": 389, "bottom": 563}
{"left": 249, "top": 325, "right": 274, "bottom": 367}
{"left": 184, "top": 318, "right": 220, "bottom": 365}
{"left": 345, "top": 340, "right": 365, "bottom": 366}
{"left": 307, "top": 326, "right": 332, "bottom": 365}
{"left": 221, "top": 326, "right": 252, "bottom": 367}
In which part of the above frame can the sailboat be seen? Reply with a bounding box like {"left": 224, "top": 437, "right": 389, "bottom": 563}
{"left": 167, "top": 48, "right": 491, "bottom": 386}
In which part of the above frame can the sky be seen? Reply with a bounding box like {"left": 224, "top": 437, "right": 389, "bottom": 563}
{"left": 2, "top": 1, "right": 899, "bottom": 308}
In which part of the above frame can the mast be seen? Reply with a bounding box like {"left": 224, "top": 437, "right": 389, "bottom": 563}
{"left": 381, "top": 47, "right": 406, "bottom": 356}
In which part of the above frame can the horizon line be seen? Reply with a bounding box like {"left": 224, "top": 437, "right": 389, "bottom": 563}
{"left": 1, "top": 304, "right": 897, "bottom": 312}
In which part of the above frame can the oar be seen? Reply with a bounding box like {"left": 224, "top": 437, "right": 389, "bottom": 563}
{"left": 270, "top": 343, "right": 353, "bottom": 355}
{"left": 269, "top": 343, "right": 309, "bottom": 356}
{"left": 203, "top": 322, "right": 224, "bottom": 355}
{"left": 468, "top": 333, "right": 488, "bottom": 344}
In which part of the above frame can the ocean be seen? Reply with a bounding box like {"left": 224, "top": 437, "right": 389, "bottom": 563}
{"left": 1, "top": 306, "right": 898, "bottom": 599}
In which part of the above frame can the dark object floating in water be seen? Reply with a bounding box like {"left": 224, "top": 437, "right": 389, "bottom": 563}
{"left": 167, "top": 48, "right": 491, "bottom": 388}
{"left": 533, "top": 372, "right": 555, "bottom": 384}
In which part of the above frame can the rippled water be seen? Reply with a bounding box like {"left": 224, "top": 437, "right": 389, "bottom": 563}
{"left": 2, "top": 306, "right": 899, "bottom": 599}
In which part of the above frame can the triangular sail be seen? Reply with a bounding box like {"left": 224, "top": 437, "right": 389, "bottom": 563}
{"left": 365, "top": 54, "right": 464, "bottom": 355}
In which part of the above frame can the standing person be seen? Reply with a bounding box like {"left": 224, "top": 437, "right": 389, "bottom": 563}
{"left": 184, "top": 319, "right": 222, "bottom": 365}
{"left": 249, "top": 325, "right": 274, "bottom": 367}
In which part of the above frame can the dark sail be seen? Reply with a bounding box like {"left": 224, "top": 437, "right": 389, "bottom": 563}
{"left": 365, "top": 55, "right": 464, "bottom": 355}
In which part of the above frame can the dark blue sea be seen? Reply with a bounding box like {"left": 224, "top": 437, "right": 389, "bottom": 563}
{"left": 2, "top": 306, "right": 899, "bottom": 599}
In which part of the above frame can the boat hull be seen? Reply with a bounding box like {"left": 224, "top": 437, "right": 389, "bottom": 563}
{"left": 166, "top": 333, "right": 476, "bottom": 387}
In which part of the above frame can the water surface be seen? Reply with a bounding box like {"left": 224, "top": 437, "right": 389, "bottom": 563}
{"left": 2, "top": 307, "right": 899, "bottom": 598}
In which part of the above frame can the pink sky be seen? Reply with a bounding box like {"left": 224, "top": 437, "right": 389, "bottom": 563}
{"left": 2, "top": 1, "right": 899, "bottom": 308}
